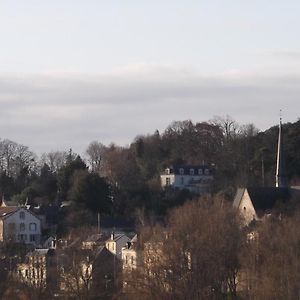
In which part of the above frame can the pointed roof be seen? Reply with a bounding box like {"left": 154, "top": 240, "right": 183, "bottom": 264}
{"left": 233, "top": 187, "right": 291, "bottom": 216}
{"left": 276, "top": 118, "right": 288, "bottom": 187}
{"left": 0, "top": 206, "right": 19, "bottom": 218}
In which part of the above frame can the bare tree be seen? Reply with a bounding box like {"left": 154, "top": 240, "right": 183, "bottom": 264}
{"left": 210, "top": 115, "right": 240, "bottom": 140}
{"left": 85, "top": 141, "right": 106, "bottom": 174}
{"left": 40, "top": 151, "right": 68, "bottom": 173}
{"left": 241, "top": 211, "right": 300, "bottom": 300}
{"left": 0, "top": 139, "right": 36, "bottom": 177}
{"left": 127, "top": 197, "right": 242, "bottom": 300}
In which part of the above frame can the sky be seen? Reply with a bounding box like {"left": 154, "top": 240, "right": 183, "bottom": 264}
{"left": 1, "top": 0, "right": 300, "bottom": 155}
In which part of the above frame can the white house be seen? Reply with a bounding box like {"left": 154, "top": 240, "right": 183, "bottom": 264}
{"left": 105, "top": 232, "right": 131, "bottom": 259}
{"left": 160, "top": 165, "right": 214, "bottom": 195}
{"left": 0, "top": 200, "right": 41, "bottom": 246}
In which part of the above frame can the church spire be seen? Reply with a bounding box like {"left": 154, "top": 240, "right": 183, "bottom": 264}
{"left": 276, "top": 116, "right": 288, "bottom": 188}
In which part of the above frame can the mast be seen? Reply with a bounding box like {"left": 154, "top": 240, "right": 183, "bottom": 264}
{"left": 276, "top": 116, "right": 288, "bottom": 188}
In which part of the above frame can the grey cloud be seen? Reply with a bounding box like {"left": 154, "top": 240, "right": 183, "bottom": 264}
{"left": 0, "top": 68, "right": 299, "bottom": 155}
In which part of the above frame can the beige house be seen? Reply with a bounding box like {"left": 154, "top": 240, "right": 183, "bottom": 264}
{"left": 0, "top": 200, "right": 41, "bottom": 246}
{"left": 234, "top": 187, "right": 300, "bottom": 226}
{"left": 233, "top": 187, "right": 292, "bottom": 225}
{"left": 121, "top": 234, "right": 140, "bottom": 272}
{"left": 105, "top": 232, "right": 131, "bottom": 259}
{"left": 17, "top": 248, "right": 57, "bottom": 290}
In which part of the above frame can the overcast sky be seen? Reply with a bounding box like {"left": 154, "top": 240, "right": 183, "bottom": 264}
{"left": 1, "top": 1, "right": 300, "bottom": 155}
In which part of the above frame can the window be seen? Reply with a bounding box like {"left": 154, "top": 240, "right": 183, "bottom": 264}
{"left": 20, "top": 223, "right": 25, "bottom": 231}
{"left": 131, "top": 256, "right": 134, "bottom": 264}
{"left": 19, "top": 211, "right": 25, "bottom": 219}
{"left": 189, "top": 169, "right": 194, "bottom": 175}
{"left": 180, "top": 177, "right": 184, "bottom": 185}
{"left": 204, "top": 169, "right": 209, "bottom": 175}
{"left": 125, "top": 255, "right": 128, "bottom": 264}
{"left": 165, "top": 168, "right": 170, "bottom": 175}
{"left": 198, "top": 169, "right": 203, "bottom": 175}
{"left": 19, "top": 234, "right": 27, "bottom": 241}
{"left": 8, "top": 223, "right": 16, "bottom": 233}
{"left": 179, "top": 168, "right": 184, "bottom": 175}
{"left": 166, "top": 177, "right": 171, "bottom": 186}
{"left": 29, "top": 223, "right": 37, "bottom": 231}
{"left": 112, "top": 243, "right": 115, "bottom": 251}
{"left": 30, "top": 234, "right": 36, "bottom": 242}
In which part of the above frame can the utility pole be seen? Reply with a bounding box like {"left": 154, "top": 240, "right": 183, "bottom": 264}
{"left": 97, "top": 212, "right": 100, "bottom": 234}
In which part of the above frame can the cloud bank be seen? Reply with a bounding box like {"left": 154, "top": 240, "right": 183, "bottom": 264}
{"left": 0, "top": 65, "right": 299, "bottom": 155}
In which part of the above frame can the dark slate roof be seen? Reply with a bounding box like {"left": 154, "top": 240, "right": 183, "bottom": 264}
{"left": 234, "top": 187, "right": 291, "bottom": 213}
{"left": 100, "top": 217, "right": 135, "bottom": 229}
{"left": 247, "top": 187, "right": 290, "bottom": 211}
{"left": 166, "top": 165, "right": 213, "bottom": 175}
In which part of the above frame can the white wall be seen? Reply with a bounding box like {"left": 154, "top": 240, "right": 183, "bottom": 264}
{"left": 238, "top": 190, "right": 258, "bottom": 225}
{"left": 3, "top": 208, "right": 41, "bottom": 246}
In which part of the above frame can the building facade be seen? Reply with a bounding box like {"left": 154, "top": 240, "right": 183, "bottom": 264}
{"left": 105, "top": 232, "right": 131, "bottom": 259}
{"left": 0, "top": 205, "right": 41, "bottom": 246}
{"left": 160, "top": 165, "right": 214, "bottom": 195}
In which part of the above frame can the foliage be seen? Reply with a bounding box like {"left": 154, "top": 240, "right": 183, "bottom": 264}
{"left": 68, "top": 170, "right": 112, "bottom": 214}
{"left": 1, "top": 116, "right": 300, "bottom": 219}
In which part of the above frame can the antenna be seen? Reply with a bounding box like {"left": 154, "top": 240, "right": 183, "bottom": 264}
{"left": 279, "top": 109, "right": 283, "bottom": 124}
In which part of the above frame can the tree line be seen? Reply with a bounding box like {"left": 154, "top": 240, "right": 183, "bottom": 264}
{"left": 1, "top": 116, "right": 300, "bottom": 224}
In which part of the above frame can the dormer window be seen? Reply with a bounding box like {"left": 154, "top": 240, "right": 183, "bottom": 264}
{"left": 20, "top": 211, "right": 25, "bottom": 219}
{"left": 198, "top": 169, "right": 203, "bottom": 175}
{"left": 179, "top": 168, "right": 184, "bottom": 175}
{"left": 189, "top": 169, "right": 194, "bottom": 175}
{"left": 165, "top": 168, "right": 170, "bottom": 175}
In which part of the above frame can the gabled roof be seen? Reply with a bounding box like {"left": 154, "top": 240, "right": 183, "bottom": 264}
{"left": 248, "top": 187, "right": 290, "bottom": 211}
{"left": 234, "top": 187, "right": 291, "bottom": 212}
{"left": 84, "top": 233, "right": 106, "bottom": 243}
{"left": 0, "top": 206, "right": 19, "bottom": 218}
{"left": 0, "top": 206, "right": 41, "bottom": 221}
{"left": 27, "top": 248, "right": 55, "bottom": 257}
{"left": 107, "top": 233, "right": 129, "bottom": 243}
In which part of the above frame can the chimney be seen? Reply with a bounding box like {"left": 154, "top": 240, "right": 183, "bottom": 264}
{"left": 111, "top": 232, "right": 115, "bottom": 240}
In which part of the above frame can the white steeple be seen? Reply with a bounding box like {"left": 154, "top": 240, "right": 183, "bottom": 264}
{"left": 276, "top": 117, "right": 288, "bottom": 188}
